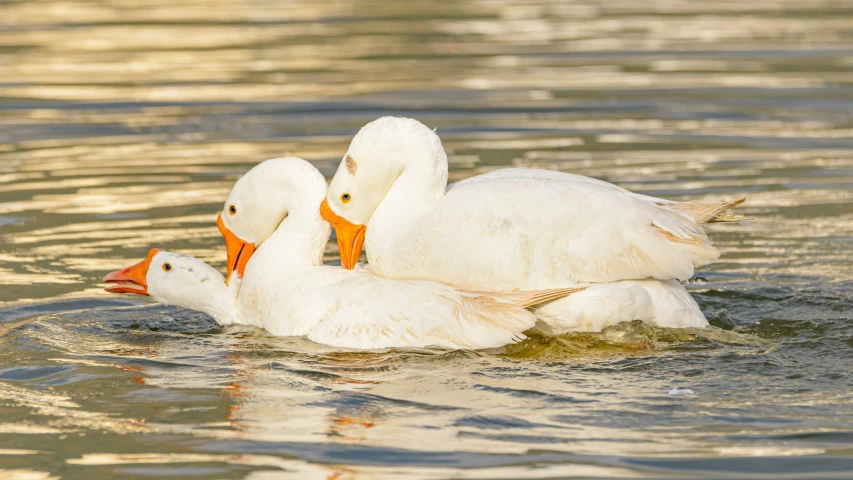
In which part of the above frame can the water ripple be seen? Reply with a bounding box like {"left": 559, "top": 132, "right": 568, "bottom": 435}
{"left": 1, "top": 0, "right": 852, "bottom": 477}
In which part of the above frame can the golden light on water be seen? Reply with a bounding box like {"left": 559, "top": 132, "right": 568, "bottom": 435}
{"left": 1, "top": 0, "right": 852, "bottom": 477}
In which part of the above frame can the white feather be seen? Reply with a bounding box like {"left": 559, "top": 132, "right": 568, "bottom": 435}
{"left": 532, "top": 279, "right": 709, "bottom": 334}
{"left": 326, "top": 118, "right": 727, "bottom": 293}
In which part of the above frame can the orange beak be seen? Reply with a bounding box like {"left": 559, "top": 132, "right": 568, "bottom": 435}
{"left": 319, "top": 199, "right": 366, "bottom": 270}
{"left": 103, "top": 248, "right": 159, "bottom": 295}
{"left": 217, "top": 214, "right": 255, "bottom": 284}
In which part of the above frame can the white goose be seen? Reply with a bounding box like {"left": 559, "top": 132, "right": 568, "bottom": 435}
{"left": 214, "top": 157, "right": 715, "bottom": 333}
{"left": 104, "top": 158, "right": 581, "bottom": 349}
{"left": 316, "top": 117, "right": 747, "bottom": 330}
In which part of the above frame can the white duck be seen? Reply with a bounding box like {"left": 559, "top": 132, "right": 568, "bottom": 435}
{"left": 215, "top": 157, "right": 714, "bottom": 333}
{"left": 311, "top": 117, "right": 749, "bottom": 331}
{"left": 320, "top": 117, "right": 746, "bottom": 289}
{"left": 104, "top": 158, "right": 581, "bottom": 349}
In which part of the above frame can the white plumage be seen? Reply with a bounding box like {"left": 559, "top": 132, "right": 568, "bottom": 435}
{"left": 104, "top": 158, "right": 582, "bottom": 350}
{"left": 322, "top": 117, "right": 746, "bottom": 330}
{"left": 223, "top": 158, "right": 578, "bottom": 349}
{"left": 380, "top": 168, "right": 719, "bottom": 290}
{"left": 236, "top": 259, "right": 544, "bottom": 349}
{"left": 150, "top": 249, "right": 551, "bottom": 349}
{"left": 532, "top": 279, "right": 708, "bottom": 334}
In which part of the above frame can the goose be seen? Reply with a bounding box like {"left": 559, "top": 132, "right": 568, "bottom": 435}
{"left": 104, "top": 158, "right": 582, "bottom": 349}
{"left": 320, "top": 117, "right": 746, "bottom": 291}
{"left": 216, "top": 157, "right": 712, "bottom": 333}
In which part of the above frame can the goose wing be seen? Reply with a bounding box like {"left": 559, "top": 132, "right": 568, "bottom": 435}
{"left": 395, "top": 169, "right": 720, "bottom": 290}
{"left": 306, "top": 276, "right": 537, "bottom": 350}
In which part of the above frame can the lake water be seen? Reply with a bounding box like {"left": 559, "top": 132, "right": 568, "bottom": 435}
{"left": 1, "top": 0, "right": 852, "bottom": 478}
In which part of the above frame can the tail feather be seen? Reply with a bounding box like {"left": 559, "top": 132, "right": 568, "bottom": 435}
{"left": 668, "top": 198, "right": 750, "bottom": 225}
{"left": 466, "top": 287, "right": 587, "bottom": 309}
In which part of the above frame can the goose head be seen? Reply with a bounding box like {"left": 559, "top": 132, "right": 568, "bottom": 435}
{"left": 217, "top": 157, "right": 329, "bottom": 281}
{"left": 321, "top": 116, "right": 448, "bottom": 269}
{"left": 104, "top": 249, "right": 234, "bottom": 323}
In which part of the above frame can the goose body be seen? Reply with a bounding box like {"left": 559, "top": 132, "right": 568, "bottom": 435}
{"left": 234, "top": 244, "right": 559, "bottom": 350}
{"left": 313, "top": 117, "right": 749, "bottom": 330}
{"left": 533, "top": 278, "right": 708, "bottom": 334}
{"left": 361, "top": 167, "right": 719, "bottom": 291}
{"left": 322, "top": 117, "right": 744, "bottom": 293}
{"left": 104, "top": 248, "right": 551, "bottom": 350}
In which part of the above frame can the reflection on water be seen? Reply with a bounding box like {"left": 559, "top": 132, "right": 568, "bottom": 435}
{"left": 1, "top": 0, "right": 852, "bottom": 477}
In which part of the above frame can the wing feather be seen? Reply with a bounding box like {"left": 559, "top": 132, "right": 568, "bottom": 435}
{"left": 464, "top": 287, "right": 587, "bottom": 308}
{"left": 306, "top": 277, "right": 536, "bottom": 350}
{"left": 389, "top": 169, "right": 722, "bottom": 290}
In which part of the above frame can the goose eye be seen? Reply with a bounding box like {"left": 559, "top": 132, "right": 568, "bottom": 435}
{"left": 228, "top": 204, "right": 237, "bottom": 215}
{"left": 162, "top": 263, "right": 172, "bottom": 272}
{"left": 340, "top": 193, "right": 351, "bottom": 204}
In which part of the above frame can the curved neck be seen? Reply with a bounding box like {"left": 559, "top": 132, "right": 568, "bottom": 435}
{"left": 259, "top": 206, "right": 329, "bottom": 267}
{"left": 199, "top": 288, "right": 239, "bottom": 325}
{"left": 365, "top": 161, "right": 447, "bottom": 257}
{"left": 250, "top": 192, "right": 330, "bottom": 271}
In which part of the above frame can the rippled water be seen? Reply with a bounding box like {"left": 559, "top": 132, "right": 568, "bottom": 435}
{"left": 1, "top": 0, "right": 852, "bottom": 478}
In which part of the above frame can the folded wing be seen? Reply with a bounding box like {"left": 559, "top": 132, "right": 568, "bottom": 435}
{"left": 307, "top": 277, "right": 541, "bottom": 350}
{"left": 395, "top": 169, "right": 721, "bottom": 290}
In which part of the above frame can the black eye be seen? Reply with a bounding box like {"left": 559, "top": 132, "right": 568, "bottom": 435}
{"left": 228, "top": 204, "right": 237, "bottom": 215}
{"left": 162, "top": 263, "right": 172, "bottom": 272}
{"left": 340, "top": 193, "right": 351, "bottom": 204}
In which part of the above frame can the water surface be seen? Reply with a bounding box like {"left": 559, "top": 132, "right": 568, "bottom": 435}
{"left": 1, "top": 0, "right": 852, "bottom": 478}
